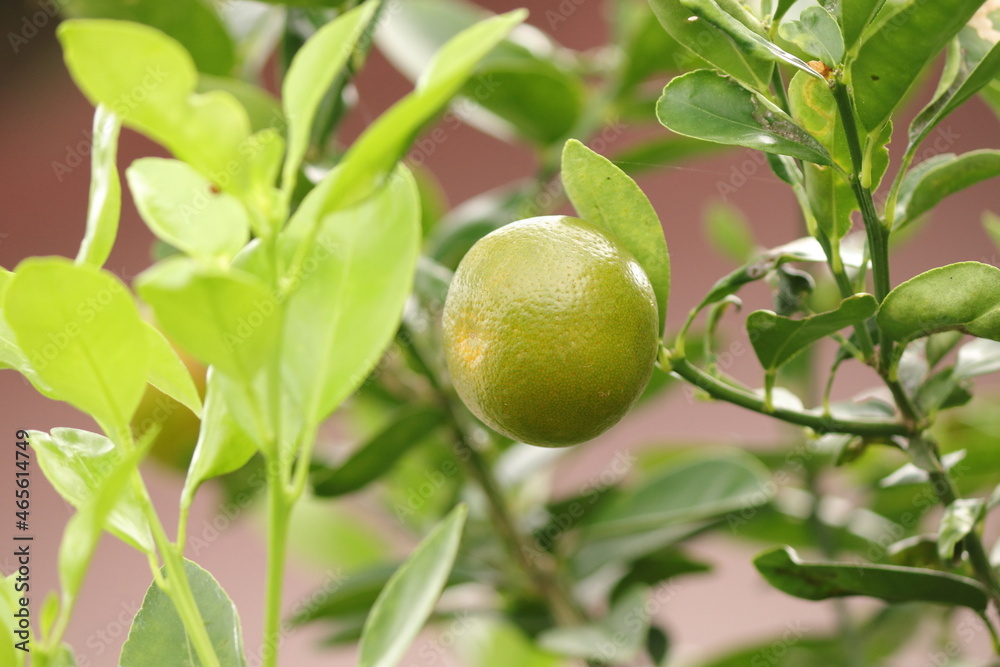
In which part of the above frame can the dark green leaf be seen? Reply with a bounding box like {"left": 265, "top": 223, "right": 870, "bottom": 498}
{"left": 839, "top": 0, "right": 886, "bottom": 50}
{"left": 777, "top": 6, "right": 844, "bottom": 67}
{"left": 657, "top": 70, "right": 833, "bottom": 165}
{"left": 312, "top": 405, "right": 445, "bottom": 496}
{"left": 611, "top": 548, "right": 711, "bottom": 602}
{"left": 562, "top": 139, "right": 671, "bottom": 333}
{"left": 754, "top": 546, "right": 988, "bottom": 610}
{"left": 119, "top": 559, "right": 247, "bottom": 666}
{"left": 76, "top": 105, "right": 121, "bottom": 268}
{"left": 894, "top": 150, "right": 1000, "bottom": 230}
{"left": 915, "top": 368, "right": 972, "bottom": 414}
{"left": 876, "top": 262, "right": 1000, "bottom": 342}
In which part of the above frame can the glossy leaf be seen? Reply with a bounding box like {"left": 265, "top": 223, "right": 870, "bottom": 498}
{"left": 136, "top": 258, "right": 281, "bottom": 382}
{"left": 6, "top": 258, "right": 148, "bottom": 430}
{"left": 142, "top": 322, "right": 203, "bottom": 418}
{"left": 893, "top": 150, "right": 1000, "bottom": 230}
{"left": 358, "top": 505, "right": 467, "bottom": 667}
{"left": 657, "top": 70, "right": 833, "bottom": 166}
{"left": 76, "top": 105, "right": 122, "bottom": 268}
{"left": 747, "top": 294, "right": 877, "bottom": 371}
{"left": 937, "top": 498, "right": 985, "bottom": 560}
{"left": 119, "top": 559, "right": 247, "bottom": 667}
{"left": 60, "top": 0, "right": 235, "bottom": 76}
{"left": 755, "top": 546, "right": 989, "bottom": 610}
{"left": 126, "top": 158, "right": 250, "bottom": 261}
{"left": 281, "top": 1, "right": 378, "bottom": 198}
{"left": 851, "top": 0, "right": 985, "bottom": 132}
{"left": 777, "top": 6, "right": 844, "bottom": 67}
{"left": 955, "top": 338, "right": 1000, "bottom": 379}
{"left": 58, "top": 20, "right": 252, "bottom": 193}
{"left": 840, "top": 0, "right": 886, "bottom": 50}
{"left": 312, "top": 405, "right": 445, "bottom": 497}
{"left": 648, "top": 0, "right": 774, "bottom": 91}
{"left": 876, "top": 262, "right": 1000, "bottom": 342}
{"left": 29, "top": 428, "right": 154, "bottom": 553}
{"left": 562, "top": 139, "right": 671, "bottom": 333}
{"left": 538, "top": 586, "right": 651, "bottom": 664}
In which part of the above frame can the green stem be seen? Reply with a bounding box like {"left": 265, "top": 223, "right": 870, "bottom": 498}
{"left": 263, "top": 462, "right": 292, "bottom": 667}
{"left": 664, "top": 353, "right": 910, "bottom": 438}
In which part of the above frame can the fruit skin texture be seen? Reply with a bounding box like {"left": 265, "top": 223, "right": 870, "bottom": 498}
{"left": 443, "top": 215, "right": 659, "bottom": 447}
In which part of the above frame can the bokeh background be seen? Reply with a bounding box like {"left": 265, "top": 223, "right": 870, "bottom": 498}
{"left": 1, "top": 0, "right": 998, "bottom": 664}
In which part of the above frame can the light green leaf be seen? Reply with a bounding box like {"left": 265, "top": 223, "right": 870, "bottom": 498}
{"left": 142, "top": 322, "right": 203, "bottom": 417}
{"left": 126, "top": 158, "right": 250, "bottom": 261}
{"left": 0, "top": 270, "right": 55, "bottom": 396}
{"left": 462, "top": 621, "right": 562, "bottom": 667}
{"left": 278, "top": 167, "right": 421, "bottom": 438}
{"left": 938, "top": 498, "right": 985, "bottom": 560}
{"left": 358, "top": 505, "right": 468, "bottom": 667}
{"left": 747, "top": 294, "right": 877, "bottom": 371}
{"left": 777, "top": 6, "right": 845, "bottom": 67}
{"left": 955, "top": 338, "right": 1000, "bottom": 379}
{"left": 879, "top": 450, "right": 966, "bottom": 488}
{"left": 851, "top": 0, "right": 985, "bottom": 132}
{"left": 649, "top": 0, "right": 773, "bottom": 91}
{"left": 280, "top": 1, "right": 378, "bottom": 198}
{"left": 561, "top": 139, "right": 671, "bottom": 333}
{"left": 76, "top": 105, "right": 122, "bottom": 268}
{"left": 119, "top": 559, "right": 247, "bottom": 667}
{"left": 196, "top": 75, "right": 282, "bottom": 134}
{"left": 538, "top": 586, "right": 651, "bottom": 664}
{"left": 6, "top": 258, "right": 148, "bottom": 430}
{"left": 180, "top": 369, "right": 256, "bottom": 511}
{"left": 704, "top": 201, "right": 757, "bottom": 264}
{"left": 60, "top": 0, "right": 235, "bottom": 76}
{"left": 29, "top": 428, "right": 154, "bottom": 553}
{"left": 755, "top": 546, "right": 988, "bottom": 610}
{"left": 136, "top": 258, "right": 280, "bottom": 382}
{"left": 0, "top": 576, "right": 25, "bottom": 666}
{"left": 58, "top": 20, "right": 252, "bottom": 193}
{"left": 986, "top": 211, "right": 1000, "bottom": 249}
{"left": 876, "top": 262, "right": 1000, "bottom": 342}
{"left": 657, "top": 70, "right": 833, "bottom": 166}
{"left": 894, "top": 150, "right": 1000, "bottom": 230}
{"left": 312, "top": 405, "right": 445, "bottom": 497}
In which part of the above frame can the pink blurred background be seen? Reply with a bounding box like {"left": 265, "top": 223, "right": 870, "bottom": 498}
{"left": 1, "top": 0, "right": 999, "bottom": 664}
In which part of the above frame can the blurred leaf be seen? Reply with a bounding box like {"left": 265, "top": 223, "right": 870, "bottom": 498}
{"left": 927, "top": 330, "right": 964, "bottom": 369}
{"left": 288, "top": 497, "right": 389, "bottom": 571}
{"left": 6, "top": 258, "right": 148, "bottom": 431}
{"left": 358, "top": 505, "right": 467, "bottom": 667}
{"left": 538, "top": 586, "right": 650, "bottom": 664}
{"left": 196, "top": 75, "right": 282, "bottom": 134}
{"left": 985, "top": 211, "right": 1000, "bottom": 249}
{"left": 880, "top": 450, "right": 966, "bottom": 488}
{"left": 612, "top": 136, "right": 720, "bottom": 175}
{"left": 851, "top": 0, "right": 985, "bottom": 133}
{"left": 777, "top": 6, "right": 844, "bottom": 67}
{"left": 648, "top": 0, "right": 773, "bottom": 91}
{"left": 142, "top": 322, "right": 203, "bottom": 417}
{"left": 0, "top": 576, "right": 23, "bottom": 666}
{"left": 61, "top": 0, "right": 235, "bottom": 76}
{"left": 876, "top": 262, "right": 1000, "bottom": 342}
{"left": 460, "top": 621, "right": 562, "bottom": 667}
{"left": 119, "top": 559, "right": 247, "bottom": 666}
{"left": 126, "top": 158, "right": 250, "bottom": 261}
{"left": 611, "top": 548, "right": 711, "bottom": 602}
{"left": 312, "top": 405, "right": 445, "bottom": 496}
{"left": 956, "top": 338, "right": 1000, "bottom": 378}
{"left": 562, "top": 139, "right": 671, "bottom": 334}
{"left": 894, "top": 150, "right": 1000, "bottom": 231}
{"left": 76, "top": 105, "right": 121, "bottom": 268}
{"left": 704, "top": 201, "right": 756, "bottom": 264}
{"left": 915, "top": 368, "right": 972, "bottom": 414}
{"left": 754, "top": 546, "right": 988, "bottom": 610}
{"left": 657, "top": 70, "right": 833, "bottom": 165}
{"left": 29, "top": 428, "right": 154, "bottom": 553}
{"left": 937, "top": 498, "right": 985, "bottom": 560}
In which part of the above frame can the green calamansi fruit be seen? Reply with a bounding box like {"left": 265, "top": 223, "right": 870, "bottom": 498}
{"left": 442, "top": 215, "right": 659, "bottom": 447}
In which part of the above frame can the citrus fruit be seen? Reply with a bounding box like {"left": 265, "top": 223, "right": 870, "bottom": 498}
{"left": 442, "top": 215, "right": 660, "bottom": 447}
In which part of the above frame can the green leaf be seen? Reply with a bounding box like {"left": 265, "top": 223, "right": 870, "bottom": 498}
{"left": 894, "top": 150, "right": 1000, "bottom": 230}
{"left": 704, "top": 201, "right": 757, "bottom": 264}
{"left": 463, "top": 621, "right": 562, "bottom": 667}
{"left": 876, "top": 262, "right": 1000, "bottom": 342}
{"left": 125, "top": 158, "right": 250, "bottom": 261}
{"left": 136, "top": 258, "right": 281, "bottom": 382}
{"left": 195, "top": 75, "right": 282, "bottom": 135}
{"left": 538, "top": 586, "right": 651, "bottom": 664}
{"left": 76, "top": 105, "right": 122, "bottom": 268}
{"left": 142, "top": 322, "right": 203, "bottom": 418}
{"left": 986, "top": 211, "right": 1000, "bottom": 249}
{"left": 777, "top": 6, "right": 844, "bottom": 67}
{"left": 6, "top": 258, "right": 148, "bottom": 431}
{"left": 358, "top": 505, "right": 468, "bottom": 667}
{"left": 292, "top": 565, "right": 406, "bottom": 625}
{"left": 955, "top": 338, "right": 1000, "bottom": 379}
{"left": 61, "top": 0, "right": 235, "bottom": 76}
{"left": 772, "top": 0, "right": 798, "bottom": 23}
{"left": 561, "top": 139, "right": 671, "bottom": 333}
{"left": 0, "top": 576, "right": 25, "bottom": 666}
{"left": 747, "top": 294, "right": 877, "bottom": 372}
{"left": 29, "top": 428, "right": 154, "bottom": 553}
{"left": 119, "top": 559, "right": 247, "bottom": 667}
{"left": 915, "top": 368, "right": 972, "bottom": 414}
{"left": 879, "top": 450, "right": 967, "bottom": 489}
{"left": 648, "top": 0, "right": 774, "bottom": 91}
{"left": 657, "top": 70, "right": 833, "bottom": 166}
{"left": 909, "top": 6, "right": 1000, "bottom": 152}
{"left": 312, "top": 405, "right": 445, "bottom": 497}
{"left": 839, "top": 0, "right": 886, "bottom": 50}
{"left": 58, "top": 20, "right": 252, "bottom": 193}
{"left": 851, "top": 0, "right": 985, "bottom": 132}
{"left": 280, "top": 1, "right": 378, "bottom": 198}
{"left": 937, "top": 498, "right": 985, "bottom": 560}
{"left": 181, "top": 369, "right": 256, "bottom": 509}
{"left": 278, "top": 168, "right": 421, "bottom": 440}
{"left": 754, "top": 546, "right": 989, "bottom": 610}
